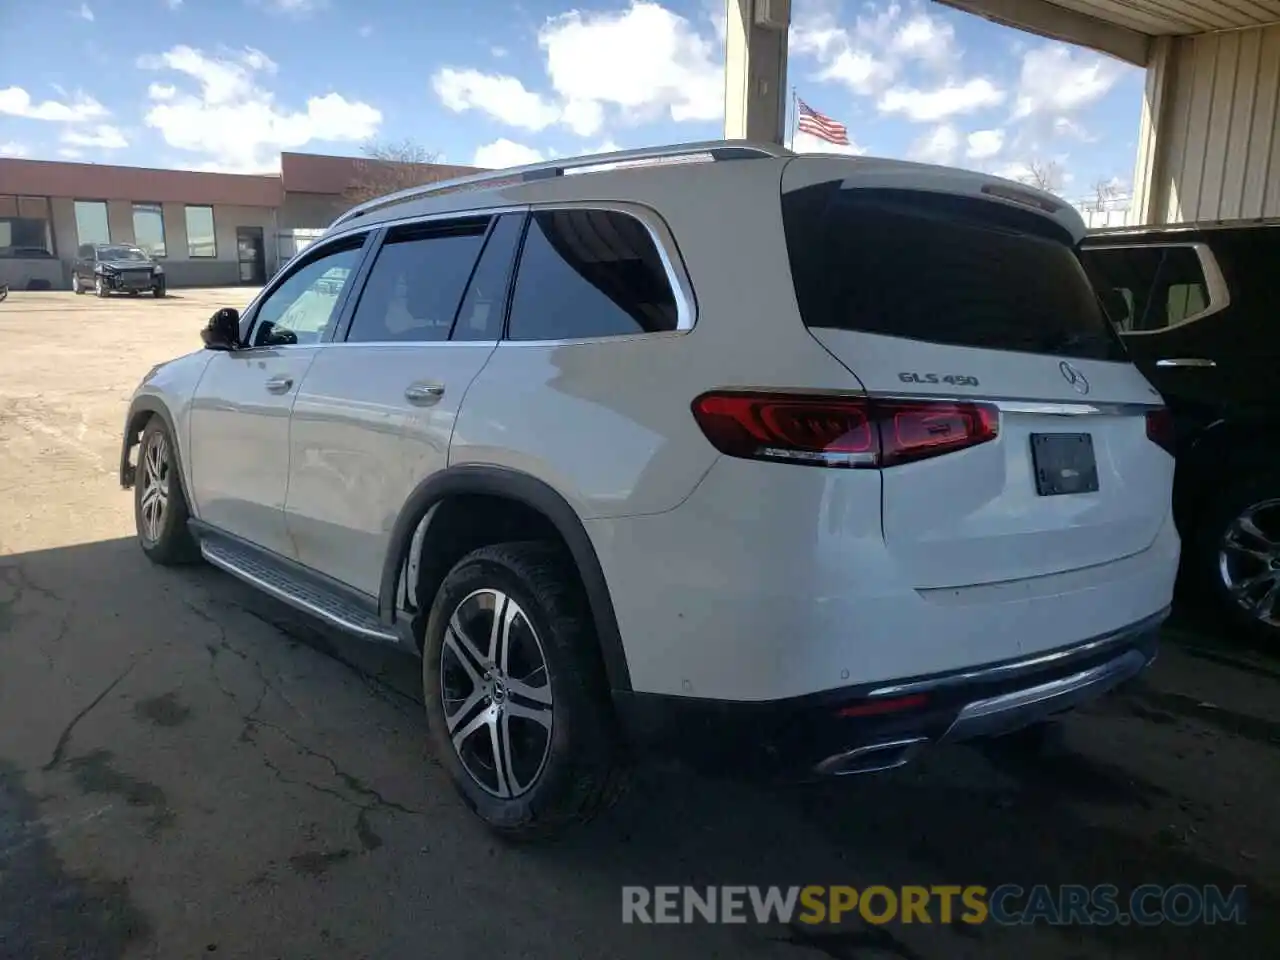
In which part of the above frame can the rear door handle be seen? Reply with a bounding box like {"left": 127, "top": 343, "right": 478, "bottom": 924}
{"left": 265, "top": 374, "right": 295, "bottom": 393}
{"left": 405, "top": 383, "right": 445, "bottom": 405}
{"left": 1156, "top": 358, "right": 1216, "bottom": 368}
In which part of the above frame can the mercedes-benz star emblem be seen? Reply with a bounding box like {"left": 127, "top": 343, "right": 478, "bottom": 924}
{"left": 1059, "top": 360, "right": 1090, "bottom": 395}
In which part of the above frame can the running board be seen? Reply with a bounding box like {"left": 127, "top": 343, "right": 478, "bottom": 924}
{"left": 199, "top": 537, "right": 399, "bottom": 643}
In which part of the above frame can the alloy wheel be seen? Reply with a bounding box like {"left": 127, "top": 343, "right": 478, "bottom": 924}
{"left": 139, "top": 433, "right": 171, "bottom": 544}
{"left": 440, "top": 588, "right": 554, "bottom": 798}
{"left": 1218, "top": 498, "right": 1280, "bottom": 629}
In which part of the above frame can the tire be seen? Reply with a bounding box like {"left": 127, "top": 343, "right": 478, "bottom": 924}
{"left": 422, "top": 542, "right": 625, "bottom": 840}
{"left": 94, "top": 277, "right": 109, "bottom": 298}
{"left": 153, "top": 280, "right": 166, "bottom": 298}
{"left": 128, "top": 290, "right": 140, "bottom": 297}
{"left": 133, "top": 418, "right": 199, "bottom": 565}
{"left": 71, "top": 274, "right": 83, "bottom": 295}
{"left": 1195, "top": 472, "right": 1280, "bottom": 644}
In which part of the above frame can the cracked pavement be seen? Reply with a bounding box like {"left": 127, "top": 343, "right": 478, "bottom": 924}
{"left": 2, "top": 291, "right": 1279, "bottom": 959}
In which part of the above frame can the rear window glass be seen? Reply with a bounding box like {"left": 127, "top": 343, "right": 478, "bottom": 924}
{"left": 781, "top": 185, "right": 1127, "bottom": 362}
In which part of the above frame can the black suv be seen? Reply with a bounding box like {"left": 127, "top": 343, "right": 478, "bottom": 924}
{"left": 72, "top": 243, "right": 166, "bottom": 298}
{"left": 1081, "top": 221, "right": 1279, "bottom": 641}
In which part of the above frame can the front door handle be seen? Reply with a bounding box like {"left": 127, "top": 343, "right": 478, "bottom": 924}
{"left": 405, "top": 383, "right": 445, "bottom": 405}
{"left": 265, "top": 374, "right": 295, "bottom": 394}
{"left": 1156, "top": 358, "right": 1216, "bottom": 368}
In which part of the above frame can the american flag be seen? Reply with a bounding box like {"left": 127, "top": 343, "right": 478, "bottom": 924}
{"left": 796, "top": 98, "right": 850, "bottom": 146}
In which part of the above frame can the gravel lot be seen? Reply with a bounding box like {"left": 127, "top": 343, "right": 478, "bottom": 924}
{"left": 1, "top": 289, "right": 1278, "bottom": 960}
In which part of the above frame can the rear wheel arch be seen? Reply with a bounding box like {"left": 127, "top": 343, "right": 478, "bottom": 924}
{"left": 1176, "top": 417, "right": 1280, "bottom": 528}
{"left": 381, "top": 466, "right": 632, "bottom": 693}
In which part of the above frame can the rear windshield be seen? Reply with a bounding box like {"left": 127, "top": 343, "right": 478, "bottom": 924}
{"left": 781, "top": 184, "right": 1127, "bottom": 362}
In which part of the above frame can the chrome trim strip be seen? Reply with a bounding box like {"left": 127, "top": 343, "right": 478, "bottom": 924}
{"left": 943, "top": 648, "right": 1150, "bottom": 741}
{"left": 813, "top": 737, "right": 929, "bottom": 777}
{"left": 325, "top": 200, "right": 697, "bottom": 335}
{"left": 200, "top": 543, "right": 398, "bottom": 643}
{"left": 864, "top": 607, "right": 1168, "bottom": 698}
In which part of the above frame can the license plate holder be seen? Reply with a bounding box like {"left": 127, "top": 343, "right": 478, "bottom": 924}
{"left": 1031, "top": 433, "right": 1099, "bottom": 496}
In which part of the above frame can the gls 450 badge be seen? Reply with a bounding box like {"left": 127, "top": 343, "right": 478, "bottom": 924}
{"left": 898, "top": 372, "right": 980, "bottom": 387}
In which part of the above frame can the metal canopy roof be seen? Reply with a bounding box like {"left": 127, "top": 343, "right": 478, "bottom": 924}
{"left": 936, "top": 0, "right": 1280, "bottom": 64}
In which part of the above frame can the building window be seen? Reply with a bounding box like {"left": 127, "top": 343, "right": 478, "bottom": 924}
{"left": 185, "top": 205, "right": 216, "bottom": 258}
{"left": 74, "top": 200, "right": 111, "bottom": 246}
{"left": 132, "top": 203, "right": 167, "bottom": 258}
{"left": 0, "top": 196, "right": 54, "bottom": 257}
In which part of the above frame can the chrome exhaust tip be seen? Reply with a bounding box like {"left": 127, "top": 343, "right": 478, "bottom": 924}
{"left": 813, "top": 737, "right": 930, "bottom": 777}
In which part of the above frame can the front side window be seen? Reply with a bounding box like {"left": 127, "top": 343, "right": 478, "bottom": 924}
{"left": 132, "top": 203, "right": 167, "bottom": 258}
{"left": 1081, "top": 244, "right": 1213, "bottom": 333}
{"left": 74, "top": 200, "right": 111, "bottom": 246}
{"left": 250, "top": 241, "right": 364, "bottom": 347}
{"left": 346, "top": 218, "right": 488, "bottom": 344}
{"left": 507, "top": 208, "right": 679, "bottom": 341}
{"left": 185, "top": 205, "right": 216, "bottom": 258}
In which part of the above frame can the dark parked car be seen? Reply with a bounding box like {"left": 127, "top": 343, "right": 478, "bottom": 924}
{"left": 1081, "top": 220, "right": 1280, "bottom": 641}
{"left": 72, "top": 243, "right": 166, "bottom": 298}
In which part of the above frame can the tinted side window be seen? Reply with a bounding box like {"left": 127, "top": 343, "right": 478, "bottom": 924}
{"left": 1081, "top": 245, "right": 1209, "bottom": 332}
{"left": 452, "top": 214, "right": 524, "bottom": 341}
{"left": 507, "top": 209, "right": 678, "bottom": 341}
{"left": 251, "top": 240, "right": 364, "bottom": 347}
{"left": 347, "top": 219, "right": 488, "bottom": 344}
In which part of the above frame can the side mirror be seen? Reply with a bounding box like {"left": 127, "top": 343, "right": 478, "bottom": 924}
{"left": 201, "top": 307, "right": 241, "bottom": 351}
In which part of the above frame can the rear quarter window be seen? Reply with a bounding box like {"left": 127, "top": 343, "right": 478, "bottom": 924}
{"left": 782, "top": 185, "right": 1127, "bottom": 362}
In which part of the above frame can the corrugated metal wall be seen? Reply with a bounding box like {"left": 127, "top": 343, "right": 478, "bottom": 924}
{"left": 1140, "top": 24, "right": 1280, "bottom": 223}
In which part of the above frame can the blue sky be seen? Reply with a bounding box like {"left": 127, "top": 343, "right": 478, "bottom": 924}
{"left": 0, "top": 0, "right": 1144, "bottom": 203}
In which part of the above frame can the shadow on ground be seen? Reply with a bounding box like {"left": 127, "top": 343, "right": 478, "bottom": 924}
{"left": 2, "top": 536, "right": 1278, "bottom": 960}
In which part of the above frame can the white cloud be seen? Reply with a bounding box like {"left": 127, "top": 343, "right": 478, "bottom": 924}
{"left": 148, "top": 82, "right": 177, "bottom": 100}
{"left": 58, "top": 147, "right": 84, "bottom": 159}
{"left": 908, "top": 124, "right": 960, "bottom": 165}
{"left": 1013, "top": 44, "right": 1123, "bottom": 119}
{"left": 473, "top": 138, "right": 545, "bottom": 168}
{"left": 878, "top": 78, "right": 1005, "bottom": 122}
{"left": 138, "top": 45, "right": 381, "bottom": 172}
{"left": 433, "top": 2, "right": 722, "bottom": 140}
{"left": 78, "top": 3, "right": 95, "bottom": 21}
{"left": 1053, "top": 116, "right": 1097, "bottom": 142}
{"left": 539, "top": 2, "right": 723, "bottom": 125}
{"left": 0, "top": 86, "right": 107, "bottom": 122}
{"left": 252, "top": 0, "right": 325, "bottom": 14}
{"left": 792, "top": 2, "right": 957, "bottom": 97}
{"left": 433, "top": 68, "right": 560, "bottom": 132}
{"left": 490, "top": 45, "right": 508, "bottom": 58}
{"left": 0, "top": 141, "right": 28, "bottom": 157}
{"left": 966, "top": 128, "right": 1004, "bottom": 160}
{"left": 61, "top": 124, "right": 128, "bottom": 149}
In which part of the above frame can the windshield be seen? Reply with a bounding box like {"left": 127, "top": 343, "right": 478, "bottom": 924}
{"left": 781, "top": 184, "right": 1128, "bottom": 363}
{"left": 99, "top": 246, "right": 149, "bottom": 262}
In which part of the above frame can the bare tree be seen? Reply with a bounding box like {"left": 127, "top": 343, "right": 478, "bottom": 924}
{"left": 1017, "top": 159, "right": 1065, "bottom": 196}
{"left": 1089, "top": 176, "right": 1121, "bottom": 213}
{"left": 342, "top": 139, "right": 455, "bottom": 205}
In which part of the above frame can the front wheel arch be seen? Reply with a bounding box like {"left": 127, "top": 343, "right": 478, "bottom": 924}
{"left": 381, "top": 466, "right": 632, "bottom": 694}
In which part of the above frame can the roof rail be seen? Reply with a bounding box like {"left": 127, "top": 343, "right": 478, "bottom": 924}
{"left": 329, "top": 139, "right": 793, "bottom": 229}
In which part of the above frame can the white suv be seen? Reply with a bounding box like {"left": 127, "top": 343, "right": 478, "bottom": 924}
{"left": 120, "top": 141, "right": 1179, "bottom": 838}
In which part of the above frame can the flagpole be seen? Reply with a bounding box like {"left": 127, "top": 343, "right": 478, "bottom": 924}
{"left": 789, "top": 87, "right": 798, "bottom": 150}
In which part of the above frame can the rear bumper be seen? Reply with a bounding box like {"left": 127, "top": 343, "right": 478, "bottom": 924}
{"left": 614, "top": 607, "right": 1165, "bottom": 780}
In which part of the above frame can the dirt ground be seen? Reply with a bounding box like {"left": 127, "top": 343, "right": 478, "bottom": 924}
{"left": 1, "top": 289, "right": 1278, "bottom": 960}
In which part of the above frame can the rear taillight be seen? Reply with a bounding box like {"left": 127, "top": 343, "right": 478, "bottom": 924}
{"left": 1145, "top": 407, "right": 1175, "bottom": 456}
{"left": 690, "top": 392, "right": 999, "bottom": 468}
